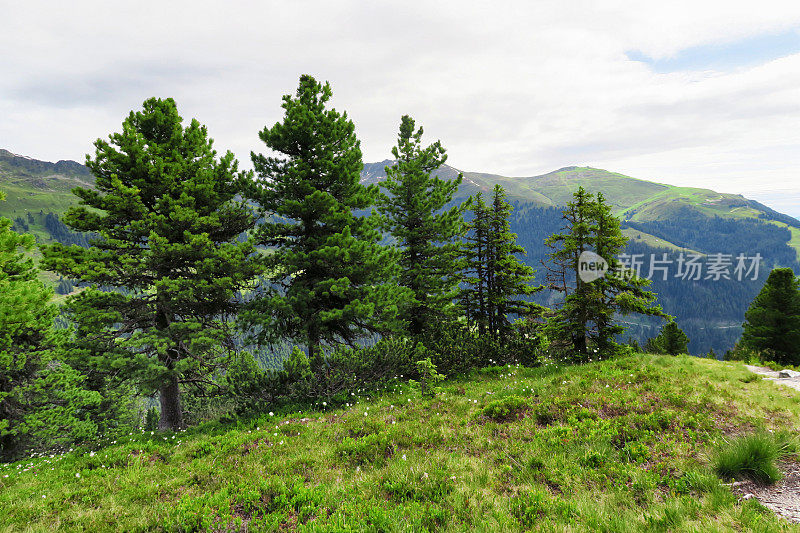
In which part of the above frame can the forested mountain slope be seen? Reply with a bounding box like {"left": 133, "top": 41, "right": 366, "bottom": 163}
{"left": 4, "top": 150, "right": 800, "bottom": 353}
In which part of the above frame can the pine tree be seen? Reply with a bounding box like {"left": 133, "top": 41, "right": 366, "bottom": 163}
{"left": 544, "top": 187, "right": 596, "bottom": 356}
{"left": 741, "top": 267, "right": 800, "bottom": 365}
{"left": 592, "top": 192, "right": 664, "bottom": 352}
{"left": 462, "top": 185, "right": 540, "bottom": 340}
{"left": 544, "top": 187, "right": 665, "bottom": 359}
{"left": 242, "top": 75, "right": 408, "bottom": 364}
{"left": 42, "top": 98, "right": 259, "bottom": 430}
{"left": 461, "top": 193, "right": 490, "bottom": 336}
{"left": 0, "top": 200, "right": 100, "bottom": 460}
{"left": 377, "top": 115, "right": 465, "bottom": 338}
{"left": 652, "top": 321, "right": 690, "bottom": 355}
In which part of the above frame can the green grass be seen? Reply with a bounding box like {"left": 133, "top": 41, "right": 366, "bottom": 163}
{"left": 713, "top": 432, "right": 797, "bottom": 484}
{"left": 2, "top": 354, "right": 800, "bottom": 531}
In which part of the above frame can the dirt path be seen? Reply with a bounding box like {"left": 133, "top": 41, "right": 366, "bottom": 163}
{"left": 733, "top": 365, "right": 800, "bottom": 523}
{"left": 729, "top": 462, "right": 800, "bottom": 523}
{"left": 744, "top": 365, "right": 800, "bottom": 392}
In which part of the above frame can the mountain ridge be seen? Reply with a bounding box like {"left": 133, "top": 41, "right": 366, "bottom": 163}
{"left": 2, "top": 149, "right": 798, "bottom": 258}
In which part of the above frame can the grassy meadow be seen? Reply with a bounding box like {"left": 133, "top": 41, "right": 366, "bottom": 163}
{"left": 2, "top": 353, "right": 800, "bottom": 531}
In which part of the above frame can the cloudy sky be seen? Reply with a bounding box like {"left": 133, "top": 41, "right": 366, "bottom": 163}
{"left": 3, "top": 1, "right": 800, "bottom": 216}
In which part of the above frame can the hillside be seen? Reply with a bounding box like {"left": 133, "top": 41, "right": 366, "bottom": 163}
{"left": 2, "top": 354, "right": 799, "bottom": 531}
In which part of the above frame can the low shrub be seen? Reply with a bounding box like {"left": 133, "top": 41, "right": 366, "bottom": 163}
{"left": 482, "top": 395, "right": 528, "bottom": 422}
{"left": 336, "top": 433, "right": 395, "bottom": 467}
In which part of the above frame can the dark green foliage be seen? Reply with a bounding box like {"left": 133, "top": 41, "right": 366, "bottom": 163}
{"left": 227, "top": 337, "right": 416, "bottom": 414}
{"left": 713, "top": 432, "right": 796, "bottom": 484}
{"left": 544, "top": 188, "right": 666, "bottom": 359}
{"left": 648, "top": 321, "right": 690, "bottom": 355}
{"left": 0, "top": 206, "right": 100, "bottom": 460}
{"left": 482, "top": 395, "right": 529, "bottom": 421}
{"left": 144, "top": 407, "right": 159, "bottom": 431}
{"left": 41, "top": 97, "right": 260, "bottom": 430}
{"left": 243, "top": 75, "right": 408, "bottom": 364}
{"left": 378, "top": 115, "right": 465, "bottom": 338}
{"left": 419, "top": 320, "right": 541, "bottom": 376}
{"left": 461, "top": 186, "right": 542, "bottom": 340}
{"left": 44, "top": 212, "right": 92, "bottom": 247}
{"left": 741, "top": 267, "right": 800, "bottom": 365}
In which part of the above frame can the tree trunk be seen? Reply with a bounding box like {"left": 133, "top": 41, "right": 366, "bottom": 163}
{"left": 158, "top": 373, "right": 184, "bottom": 430}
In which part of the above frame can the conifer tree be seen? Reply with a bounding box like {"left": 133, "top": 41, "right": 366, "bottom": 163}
{"left": 461, "top": 193, "right": 490, "bottom": 336}
{"left": 377, "top": 115, "right": 465, "bottom": 338}
{"left": 544, "top": 187, "right": 596, "bottom": 355}
{"left": 545, "top": 187, "right": 665, "bottom": 359}
{"left": 652, "top": 321, "right": 690, "bottom": 355}
{"left": 591, "top": 192, "right": 664, "bottom": 352}
{"left": 42, "top": 98, "right": 259, "bottom": 430}
{"left": 242, "top": 75, "right": 408, "bottom": 364}
{"left": 741, "top": 267, "right": 800, "bottom": 364}
{"left": 462, "top": 185, "right": 540, "bottom": 340}
{"left": 0, "top": 197, "right": 100, "bottom": 460}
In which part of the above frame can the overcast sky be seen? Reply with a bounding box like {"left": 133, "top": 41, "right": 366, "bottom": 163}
{"left": 3, "top": 1, "right": 800, "bottom": 216}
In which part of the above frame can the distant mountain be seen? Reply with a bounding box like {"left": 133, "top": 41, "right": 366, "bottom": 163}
{"left": 0, "top": 149, "right": 93, "bottom": 235}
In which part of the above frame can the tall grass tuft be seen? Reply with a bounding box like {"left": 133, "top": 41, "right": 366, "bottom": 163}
{"left": 713, "top": 432, "right": 797, "bottom": 484}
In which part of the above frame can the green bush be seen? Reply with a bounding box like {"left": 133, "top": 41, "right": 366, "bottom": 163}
{"left": 482, "top": 395, "right": 529, "bottom": 422}
{"left": 713, "top": 432, "right": 797, "bottom": 484}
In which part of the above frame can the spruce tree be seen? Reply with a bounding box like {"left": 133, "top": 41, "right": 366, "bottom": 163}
{"left": 592, "top": 192, "right": 664, "bottom": 352}
{"left": 242, "top": 75, "right": 408, "bottom": 363}
{"left": 0, "top": 200, "right": 100, "bottom": 460}
{"left": 544, "top": 187, "right": 596, "bottom": 356}
{"left": 377, "top": 115, "right": 465, "bottom": 338}
{"left": 461, "top": 193, "right": 490, "bottom": 336}
{"left": 486, "top": 185, "right": 541, "bottom": 338}
{"left": 544, "top": 187, "right": 665, "bottom": 359}
{"left": 42, "top": 98, "right": 259, "bottom": 430}
{"left": 653, "top": 321, "right": 690, "bottom": 355}
{"left": 462, "top": 185, "right": 540, "bottom": 340}
{"left": 741, "top": 267, "right": 800, "bottom": 364}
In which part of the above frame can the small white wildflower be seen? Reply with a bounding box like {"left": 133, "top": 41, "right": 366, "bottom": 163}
{"left": 269, "top": 411, "right": 274, "bottom": 416}
{"left": 75, "top": 472, "right": 81, "bottom": 478}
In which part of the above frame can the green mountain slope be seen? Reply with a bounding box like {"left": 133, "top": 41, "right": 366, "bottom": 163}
{"left": 1, "top": 354, "right": 798, "bottom": 530}
{"left": 0, "top": 149, "right": 92, "bottom": 216}
{"left": 5, "top": 151, "right": 798, "bottom": 254}
{"left": 363, "top": 161, "right": 800, "bottom": 257}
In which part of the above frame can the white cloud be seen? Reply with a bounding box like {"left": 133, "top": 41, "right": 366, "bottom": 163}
{"left": 1, "top": 0, "right": 799, "bottom": 215}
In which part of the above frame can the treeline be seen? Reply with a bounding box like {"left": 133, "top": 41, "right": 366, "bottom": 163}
{"left": 0, "top": 75, "right": 704, "bottom": 460}
{"left": 10, "top": 210, "right": 94, "bottom": 248}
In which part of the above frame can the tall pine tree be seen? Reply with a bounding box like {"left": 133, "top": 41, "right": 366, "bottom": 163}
{"left": 462, "top": 185, "right": 540, "bottom": 341}
{"left": 741, "top": 267, "right": 800, "bottom": 364}
{"left": 42, "top": 98, "right": 259, "bottom": 430}
{"left": 377, "top": 115, "right": 465, "bottom": 338}
{"left": 242, "top": 75, "right": 408, "bottom": 363}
